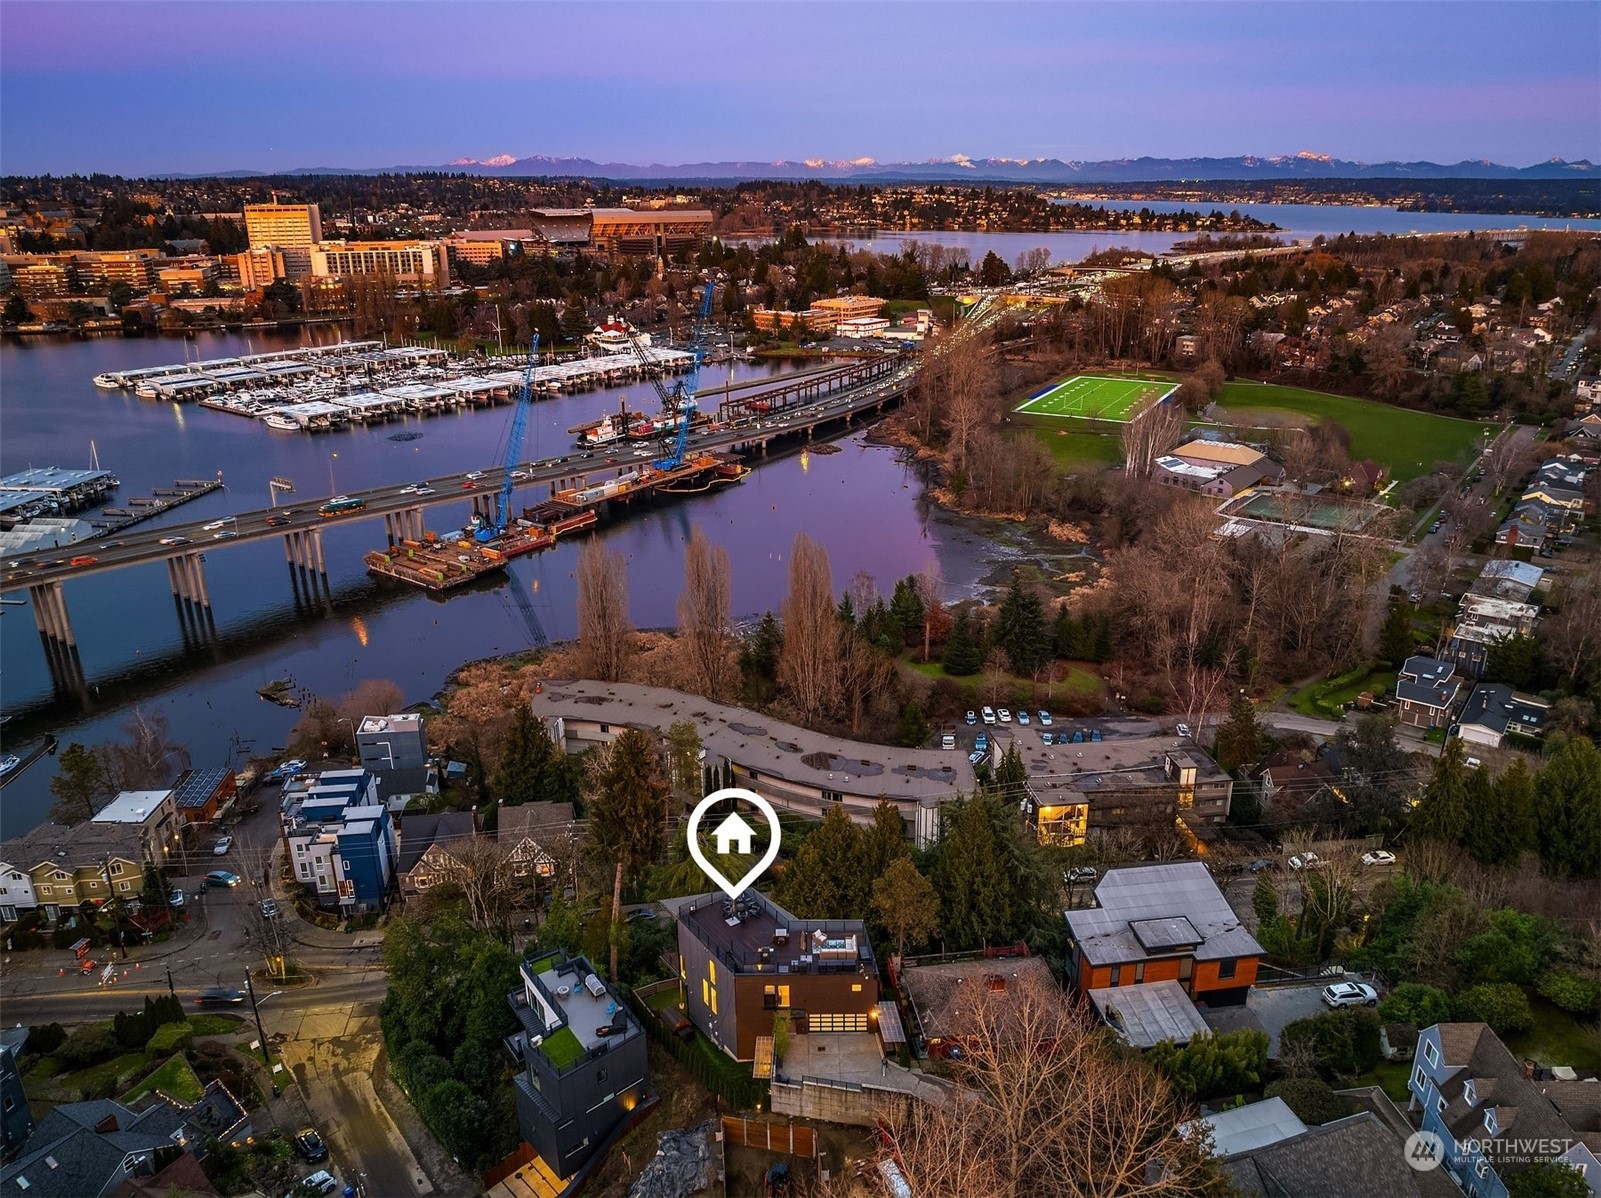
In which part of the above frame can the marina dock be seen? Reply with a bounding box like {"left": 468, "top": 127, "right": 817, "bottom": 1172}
{"left": 92, "top": 478, "right": 222, "bottom": 534}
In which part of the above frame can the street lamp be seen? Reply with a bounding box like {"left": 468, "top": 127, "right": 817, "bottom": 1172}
{"left": 327, "top": 452, "right": 339, "bottom": 496}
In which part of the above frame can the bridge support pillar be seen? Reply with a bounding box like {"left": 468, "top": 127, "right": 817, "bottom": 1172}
{"left": 28, "top": 582, "right": 87, "bottom": 702}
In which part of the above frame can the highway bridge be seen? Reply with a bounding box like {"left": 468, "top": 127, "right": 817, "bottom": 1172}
{"left": 2, "top": 351, "right": 917, "bottom": 686}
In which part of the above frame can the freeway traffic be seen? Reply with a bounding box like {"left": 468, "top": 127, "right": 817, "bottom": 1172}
{"left": 1, "top": 357, "right": 915, "bottom": 596}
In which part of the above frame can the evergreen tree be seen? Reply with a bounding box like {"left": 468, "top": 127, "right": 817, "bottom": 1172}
{"left": 992, "top": 576, "right": 1051, "bottom": 676}
{"left": 860, "top": 800, "right": 909, "bottom": 880}
{"left": 894, "top": 701, "right": 931, "bottom": 748}
{"left": 1412, "top": 737, "right": 1471, "bottom": 846}
{"left": 776, "top": 805, "right": 864, "bottom": 919}
{"left": 1054, "top": 607, "right": 1085, "bottom": 660}
{"left": 587, "top": 729, "right": 667, "bottom": 976}
{"left": 942, "top": 608, "right": 983, "bottom": 675}
{"left": 889, "top": 577, "right": 924, "bottom": 650}
{"left": 48, "top": 743, "right": 113, "bottom": 826}
{"left": 1214, "top": 690, "right": 1269, "bottom": 772}
{"left": 495, "top": 707, "right": 551, "bottom": 807}
{"left": 932, "top": 796, "right": 1014, "bottom": 951}
{"left": 1535, "top": 734, "right": 1601, "bottom": 879}
{"left": 1485, "top": 633, "right": 1544, "bottom": 691}
{"left": 1091, "top": 614, "right": 1114, "bottom": 663}
{"left": 871, "top": 857, "right": 940, "bottom": 963}
{"left": 994, "top": 743, "right": 1027, "bottom": 795}
{"left": 738, "top": 611, "right": 783, "bottom": 703}
{"left": 1378, "top": 602, "right": 1412, "bottom": 665}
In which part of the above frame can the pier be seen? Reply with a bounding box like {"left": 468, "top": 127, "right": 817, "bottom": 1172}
{"left": 91, "top": 479, "right": 222, "bottom": 534}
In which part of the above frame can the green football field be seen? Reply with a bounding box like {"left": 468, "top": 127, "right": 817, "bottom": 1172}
{"left": 1015, "top": 375, "right": 1179, "bottom": 422}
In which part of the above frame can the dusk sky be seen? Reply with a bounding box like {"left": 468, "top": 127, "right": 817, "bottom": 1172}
{"left": 2, "top": 1, "right": 1597, "bottom": 176}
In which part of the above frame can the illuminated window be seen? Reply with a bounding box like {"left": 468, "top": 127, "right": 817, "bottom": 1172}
{"left": 710, "top": 985, "right": 718, "bottom": 1015}
{"left": 702, "top": 979, "right": 709, "bottom": 1007}
{"left": 851, "top": 984, "right": 862, "bottom": 992}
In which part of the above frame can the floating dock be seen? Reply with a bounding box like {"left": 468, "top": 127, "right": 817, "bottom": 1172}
{"left": 364, "top": 453, "right": 748, "bottom": 592}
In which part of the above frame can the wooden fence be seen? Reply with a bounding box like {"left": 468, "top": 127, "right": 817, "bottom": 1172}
{"left": 721, "top": 1116, "right": 818, "bottom": 1158}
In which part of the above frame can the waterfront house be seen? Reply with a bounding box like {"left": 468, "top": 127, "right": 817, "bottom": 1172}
{"left": 505, "top": 951, "right": 648, "bottom": 1181}
{"left": 170, "top": 768, "right": 237, "bottom": 827}
{"left": 662, "top": 891, "right": 880, "bottom": 1063}
{"left": 1064, "top": 862, "right": 1261, "bottom": 1009}
{"left": 280, "top": 768, "right": 397, "bottom": 912}
{"left": 91, "top": 789, "right": 181, "bottom": 868}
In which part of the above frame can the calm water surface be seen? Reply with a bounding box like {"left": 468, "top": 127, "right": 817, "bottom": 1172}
{"left": 0, "top": 330, "right": 1011, "bottom": 834}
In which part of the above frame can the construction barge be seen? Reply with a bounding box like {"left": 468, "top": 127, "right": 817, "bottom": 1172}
{"left": 364, "top": 452, "right": 749, "bottom": 592}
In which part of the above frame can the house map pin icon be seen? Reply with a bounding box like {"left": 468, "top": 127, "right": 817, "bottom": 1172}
{"left": 686, "top": 787, "right": 781, "bottom": 899}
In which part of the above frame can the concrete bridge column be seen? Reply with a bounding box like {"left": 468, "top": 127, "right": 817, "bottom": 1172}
{"left": 29, "top": 581, "right": 75, "bottom": 647}
{"left": 310, "top": 527, "right": 326, "bottom": 575}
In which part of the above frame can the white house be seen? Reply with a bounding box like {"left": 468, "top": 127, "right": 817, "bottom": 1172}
{"left": 0, "top": 862, "right": 38, "bottom": 922}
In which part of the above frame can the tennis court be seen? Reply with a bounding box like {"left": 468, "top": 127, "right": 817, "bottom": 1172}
{"left": 1016, "top": 375, "right": 1178, "bottom": 422}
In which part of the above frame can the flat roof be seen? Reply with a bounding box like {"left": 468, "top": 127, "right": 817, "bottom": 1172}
{"left": 0, "top": 468, "right": 117, "bottom": 494}
{"left": 1181, "top": 1096, "right": 1307, "bottom": 1157}
{"left": 662, "top": 891, "right": 876, "bottom": 978}
{"left": 533, "top": 680, "right": 975, "bottom": 804}
{"left": 1066, "top": 862, "right": 1262, "bottom": 966}
{"left": 1089, "top": 979, "right": 1212, "bottom": 1048}
{"left": 359, "top": 713, "right": 421, "bottom": 736}
{"left": 93, "top": 790, "right": 173, "bottom": 823}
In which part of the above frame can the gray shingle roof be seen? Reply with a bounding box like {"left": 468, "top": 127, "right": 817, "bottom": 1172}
{"left": 1234, "top": 1113, "right": 1424, "bottom": 1197}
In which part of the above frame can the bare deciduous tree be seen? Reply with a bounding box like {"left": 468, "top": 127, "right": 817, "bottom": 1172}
{"left": 1119, "top": 395, "right": 1184, "bottom": 479}
{"left": 776, "top": 533, "right": 839, "bottom": 725}
{"left": 877, "top": 971, "right": 1224, "bottom": 1197}
{"left": 101, "top": 708, "right": 191, "bottom": 791}
{"left": 914, "top": 564, "right": 945, "bottom": 664}
{"left": 676, "top": 525, "right": 733, "bottom": 698}
{"left": 576, "top": 541, "right": 632, "bottom": 682}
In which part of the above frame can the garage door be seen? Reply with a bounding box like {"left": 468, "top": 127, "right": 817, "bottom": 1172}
{"left": 807, "top": 1012, "right": 869, "bottom": 1033}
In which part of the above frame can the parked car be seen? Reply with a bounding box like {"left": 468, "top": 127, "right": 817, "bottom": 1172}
{"left": 940, "top": 732, "right": 956, "bottom": 750}
{"left": 968, "top": 748, "right": 986, "bottom": 766}
{"left": 212, "top": 836, "right": 233, "bottom": 856}
{"left": 965, "top": 710, "right": 977, "bottom": 725}
{"left": 997, "top": 708, "right": 1013, "bottom": 723}
{"left": 1176, "top": 723, "right": 1192, "bottom": 739}
{"left": 1065, "top": 867, "right": 1097, "bottom": 884}
{"left": 1246, "top": 858, "right": 1277, "bottom": 873}
{"left": 981, "top": 707, "right": 996, "bottom": 725}
{"left": 260, "top": 899, "right": 280, "bottom": 919}
{"left": 1361, "top": 850, "right": 1397, "bottom": 867}
{"left": 297, "top": 1170, "right": 338, "bottom": 1196}
{"left": 205, "top": 870, "right": 241, "bottom": 887}
{"left": 1016, "top": 710, "right": 1030, "bottom": 726}
{"left": 195, "top": 987, "right": 246, "bottom": 1007}
{"left": 1288, "top": 852, "right": 1322, "bottom": 871}
{"left": 1321, "top": 981, "right": 1378, "bottom": 1009}
{"left": 1037, "top": 711, "right": 1053, "bottom": 726}
{"left": 294, "top": 1128, "right": 329, "bottom": 1163}
{"left": 169, "top": 888, "right": 185, "bottom": 907}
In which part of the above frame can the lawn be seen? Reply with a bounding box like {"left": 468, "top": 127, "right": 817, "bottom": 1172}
{"left": 31, "top": 1051, "right": 151, "bottom": 1101}
{"left": 1213, "top": 381, "right": 1494, "bottom": 482}
{"left": 187, "top": 1014, "right": 245, "bottom": 1036}
{"left": 1288, "top": 662, "right": 1397, "bottom": 719}
{"left": 125, "top": 1054, "right": 205, "bottom": 1104}
{"left": 1507, "top": 998, "right": 1601, "bottom": 1073}
{"left": 1031, "top": 428, "right": 1123, "bottom": 468}
{"left": 537, "top": 1026, "right": 585, "bottom": 1070}
{"left": 903, "top": 655, "right": 1103, "bottom": 705}
{"left": 1354, "top": 1059, "right": 1414, "bottom": 1105}
{"left": 1017, "top": 374, "right": 1178, "bottom": 421}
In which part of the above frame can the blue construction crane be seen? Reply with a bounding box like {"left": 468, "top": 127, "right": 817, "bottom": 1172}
{"left": 652, "top": 283, "right": 717, "bottom": 472}
{"left": 475, "top": 332, "right": 539, "bottom": 542}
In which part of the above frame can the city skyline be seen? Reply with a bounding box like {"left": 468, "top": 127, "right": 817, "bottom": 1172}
{"left": 2, "top": 0, "right": 1597, "bottom": 176}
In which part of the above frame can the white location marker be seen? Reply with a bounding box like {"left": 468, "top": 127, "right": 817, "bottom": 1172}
{"left": 686, "top": 787, "right": 781, "bottom": 899}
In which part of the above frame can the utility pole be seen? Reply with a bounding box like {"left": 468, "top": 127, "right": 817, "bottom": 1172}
{"left": 243, "top": 971, "right": 272, "bottom": 1069}
{"left": 165, "top": 963, "right": 176, "bottom": 1000}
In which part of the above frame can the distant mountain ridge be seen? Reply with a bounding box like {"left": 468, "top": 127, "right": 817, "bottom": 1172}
{"left": 208, "top": 151, "right": 1598, "bottom": 182}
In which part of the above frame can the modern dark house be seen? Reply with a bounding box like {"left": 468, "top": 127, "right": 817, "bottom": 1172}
{"left": 505, "top": 952, "right": 648, "bottom": 1181}
{"left": 661, "top": 891, "right": 880, "bottom": 1063}
{"left": 0, "top": 1035, "right": 32, "bottom": 1157}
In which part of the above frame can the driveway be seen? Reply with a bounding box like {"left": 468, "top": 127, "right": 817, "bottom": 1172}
{"left": 1241, "top": 982, "right": 1333, "bottom": 1056}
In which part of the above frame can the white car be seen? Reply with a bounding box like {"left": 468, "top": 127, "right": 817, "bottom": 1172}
{"left": 997, "top": 708, "right": 1013, "bottom": 723}
{"left": 1321, "top": 981, "right": 1378, "bottom": 1009}
{"left": 1361, "top": 850, "right": 1397, "bottom": 867}
{"left": 1288, "top": 852, "right": 1322, "bottom": 871}
{"left": 1177, "top": 723, "right": 1192, "bottom": 739}
{"left": 202, "top": 520, "right": 230, "bottom": 531}
{"left": 464, "top": 471, "right": 484, "bottom": 480}
{"left": 212, "top": 836, "right": 233, "bottom": 856}
{"left": 294, "top": 1172, "right": 339, "bottom": 1197}
{"left": 981, "top": 707, "right": 997, "bottom": 726}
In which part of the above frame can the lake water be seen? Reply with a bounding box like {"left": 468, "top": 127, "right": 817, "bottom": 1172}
{"left": 813, "top": 201, "right": 1601, "bottom": 267}
{"left": 0, "top": 330, "right": 1012, "bottom": 835}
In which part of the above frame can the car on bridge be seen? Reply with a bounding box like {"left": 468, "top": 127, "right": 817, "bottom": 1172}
{"left": 69, "top": 555, "right": 98, "bottom": 567}
{"left": 265, "top": 514, "right": 290, "bottom": 527}
{"left": 159, "top": 536, "right": 190, "bottom": 546}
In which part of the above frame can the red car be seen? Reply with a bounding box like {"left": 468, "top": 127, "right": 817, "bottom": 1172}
{"left": 462, "top": 479, "right": 476, "bottom": 489}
